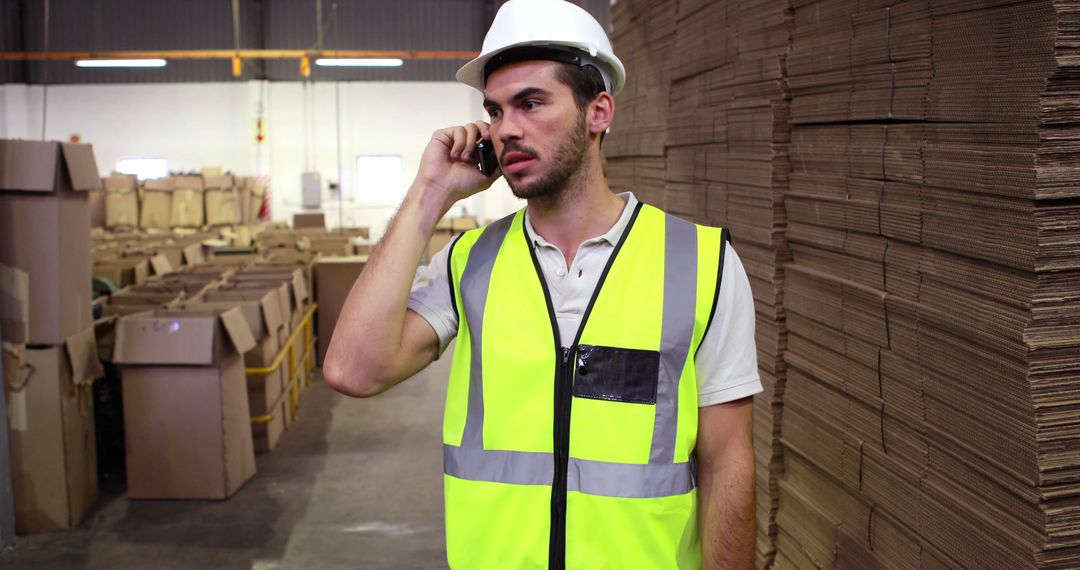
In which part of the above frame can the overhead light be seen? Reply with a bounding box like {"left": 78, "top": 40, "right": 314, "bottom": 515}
{"left": 315, "top": 58, "right": 403, "bottom": 67}
{"left": 75, "top": 59, "right": 167, "bottom": 68}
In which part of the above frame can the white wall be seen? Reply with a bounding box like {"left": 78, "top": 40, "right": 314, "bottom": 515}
{"left": 0, "top": 81, "right": 522, "bottom": 239}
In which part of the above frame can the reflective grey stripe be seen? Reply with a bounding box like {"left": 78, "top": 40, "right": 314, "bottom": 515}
{"left": 568, "top": 457, "right": 695, "bottom": 498}
{"left": 445, "top": 445, "right": 694, "bottom": 499}
{"left": 444, "top": 445, "right": 553, "bottom": 486}
{"left": 458, "top": 215, "right": 514, "bottom": 449}
{"left": 651, "top": 214, "right": 698, "bottom": 464}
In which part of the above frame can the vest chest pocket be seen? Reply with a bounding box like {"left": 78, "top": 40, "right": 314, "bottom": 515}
{"left": 572, "top": 345, "right": 660, "bottom": 405}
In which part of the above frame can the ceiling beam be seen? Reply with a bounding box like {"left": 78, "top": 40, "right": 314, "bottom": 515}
{"left": 0, "top": 49, "right": 479, "bottom": 61}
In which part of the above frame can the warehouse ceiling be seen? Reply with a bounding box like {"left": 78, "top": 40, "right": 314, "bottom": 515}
{"left": 0, "top": 0, "right": 611, "bottom": 84}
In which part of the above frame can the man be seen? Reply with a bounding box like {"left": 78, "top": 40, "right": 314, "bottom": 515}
{"left": 323, "top": 0, "right": 760, "bottom": 568}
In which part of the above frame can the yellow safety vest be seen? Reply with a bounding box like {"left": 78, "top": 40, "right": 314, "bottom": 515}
{"left": 443, "top": 202, "right": 728, "bottom": 569}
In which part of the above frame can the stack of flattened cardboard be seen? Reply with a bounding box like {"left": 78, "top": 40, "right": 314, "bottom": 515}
{"left": 608, "top": 1, "right": 792, "bottom": 564}
{"left": 776, "top": 0, "right": 1080, "bottom": 567}
{"left": 606, "top": 0, "right": 676, "bottom": 208}
{"left": 0, "top": 140, "right": 104, "bottom": 534}
{"left": 609, "top": 0, "right": 1080, "bottom": 567}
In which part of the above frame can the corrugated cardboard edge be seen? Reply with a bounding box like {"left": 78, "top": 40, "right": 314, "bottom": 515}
{"left": 0, "top": 140, "right": 57, "bottom": 191}
{"left": 64, "top": 327, "right": 104, "bottom": 396}
{"left": 183, "top": 243, "right": 205, "bottom": 266}
{"left": 220, "top": 308, "right": 257, "bottom": 355}
{"left": 113, "top": 314, "right": 217, "bottom": 365}
{"left": 150, "top": 255, "right": 173, "bottom": 276}
{"left": 59, "top": 143, "right": 102, "bottom": 191}
{"left": 259, "top": 293, "right": 285, "bottom": 338}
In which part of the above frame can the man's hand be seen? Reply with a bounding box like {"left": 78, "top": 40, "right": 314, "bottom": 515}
{"left": 323, "top": 120, "right": 501, "bottom": 398}
{"left": 416, "top": 120, "right": 501, "bottom": 211}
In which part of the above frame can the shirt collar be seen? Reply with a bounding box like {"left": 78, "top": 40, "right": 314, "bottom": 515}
{"left": 524, "top": 192, "right": 639, "bottom": 249}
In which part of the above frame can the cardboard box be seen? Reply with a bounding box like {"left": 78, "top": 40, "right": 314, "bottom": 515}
{"left": 216, "top": 274, "right": 309, "bottom": 397}
{"left": 195, "top": 290, "right": 288, "bottom": 452}
{"left": 93, "top": 258, "right": 149, "bottom": 288}
{"left": 309, "top": 237, "right": 352, "bottom": 256}
{"left": 182, "top": 242, "right": 205, "bottom": 266}
{"left": 113, "top": 307, "right": 257, "bottom": 499}
{"left": 293, "top": 212, "right": 325, "bottom": 229}
{"left": 104, "top": 173, "right": 139, "bottom": 229}
{"left": 0, "top": 140, "right": 98, "bottom": 344}
{"left": 140, "top": 189, "right": 172, "bottom": 229}
{"left": 205, "top": 188, "right": 240, "bottom": 226}
{"left": 171, "top": 193, "right": 204, "bottom": 227}
{"left": 231, "top": 269, "right": 309, "bottom": 328}
{"left": 155, "top": 244, "right": 185, "bottom": 269}
{"left": 2, "top": 325, "right": 102, "bottom": 534}
{"left": 203, "top": 174, "right": 234, "bottom": 190}
{"left": 427, "top": 229, "right": 455, "bottom": 261}
{"left": 89, "top": 189, "right": 106, "bottom": 228}
{"left": 313, "top": 256, "right": 367, "bottom": 366}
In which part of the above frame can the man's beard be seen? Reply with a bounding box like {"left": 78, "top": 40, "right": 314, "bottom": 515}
{"left": 503, "top": 112, "right": 589, "bottom": 200}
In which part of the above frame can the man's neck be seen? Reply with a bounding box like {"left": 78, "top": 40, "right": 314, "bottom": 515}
{"left": 526, "top": 156, "right": 625, "bottom": 268}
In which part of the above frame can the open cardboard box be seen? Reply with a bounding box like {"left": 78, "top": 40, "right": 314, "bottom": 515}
{"left": 0, "top": 139, "right": 99, "bottom": 345}
{"left": 93, "top": 258, "right": 150, "bottom": 288}
{"left": 113, "top": 307, "right": 257, "bottom": 499}
{"left": 3, "top": 325, "right": 103, "bottom": 534}
{"left": 191, "top": 290, "right": 289, "bottom": 451}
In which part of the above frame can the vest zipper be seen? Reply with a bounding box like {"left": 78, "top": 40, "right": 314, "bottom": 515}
{"left": 522, "top": 202, "right": 644, "bottom": 570}
{"left": 550, "top": 346, "right": 573, "bottom": 570}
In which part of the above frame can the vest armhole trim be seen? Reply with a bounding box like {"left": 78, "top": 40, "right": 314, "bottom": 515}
{"left": 446, "top": 233, "right": 463, "bottom": 326}
{"left": 696, "top": 228, "right": 731, "bottom": 360}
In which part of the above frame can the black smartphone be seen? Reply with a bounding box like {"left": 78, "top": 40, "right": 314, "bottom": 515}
{"left": 476, "top": 139, "right": 499, "bottom": 177}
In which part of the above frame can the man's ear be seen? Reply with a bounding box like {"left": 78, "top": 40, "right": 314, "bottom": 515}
{"left": 588, "top": 92, "right": 615, "bottom": 135}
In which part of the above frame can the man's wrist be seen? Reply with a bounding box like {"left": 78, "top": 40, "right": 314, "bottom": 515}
{"left": 404, "top": 180, "right": 456, "bottom": 234}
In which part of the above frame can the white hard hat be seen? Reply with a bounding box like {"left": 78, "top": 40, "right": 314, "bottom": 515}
{"left": 456, "top": 0, "right": 626, "bottom": 96}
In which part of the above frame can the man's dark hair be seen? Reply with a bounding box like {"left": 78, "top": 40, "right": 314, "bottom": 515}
{"left": 553, "top": 62, "right": 608, "bottom": 111}
{"left": 483, "top": 46, "right": 609, "bottom": 110}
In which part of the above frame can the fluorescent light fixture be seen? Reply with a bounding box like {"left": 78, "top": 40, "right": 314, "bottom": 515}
{"left": 75, "top": 59, "right": 167, "bottom": 68}
{"left": 315, "top": 58, "right": 403, "bottom": 67}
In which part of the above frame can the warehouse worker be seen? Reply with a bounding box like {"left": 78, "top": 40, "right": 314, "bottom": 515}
{"left": 324, "top": 0, "right": 760, "bottom": 568}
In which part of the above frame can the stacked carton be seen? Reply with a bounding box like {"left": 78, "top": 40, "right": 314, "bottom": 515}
{"left": 0, "top": 140, "right": 104, "bottom": 534}
{"left": 97, "top": 172, "right": 264, "bottom": 231}
{"left": 777, "top": 1, "right": 1080, "bottom": 567}
{"left": 609, "top": 0, "right": 1080, "bottom": 567}
{"left": 607, "top": 1, "right": 792, "bottom": 564}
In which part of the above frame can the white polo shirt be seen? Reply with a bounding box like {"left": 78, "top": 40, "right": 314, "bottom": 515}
{"left": 408, "top": 192, "right": 762, "bottom": 407}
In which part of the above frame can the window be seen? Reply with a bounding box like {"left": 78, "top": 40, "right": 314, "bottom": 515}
{"left": 355, "top": 155, "right": 403, "bottom": 205}
{"left": 116, "top": 157, "right": 168, "bottom": 181}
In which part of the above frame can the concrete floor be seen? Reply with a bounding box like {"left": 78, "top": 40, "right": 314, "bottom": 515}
{"left": 0, "top": 351, "right": 452, "bottom": 570}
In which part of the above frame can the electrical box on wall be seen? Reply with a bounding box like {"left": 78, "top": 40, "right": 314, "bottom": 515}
{"left": 301, "top": 172, "right": 322, "bottom": 209}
